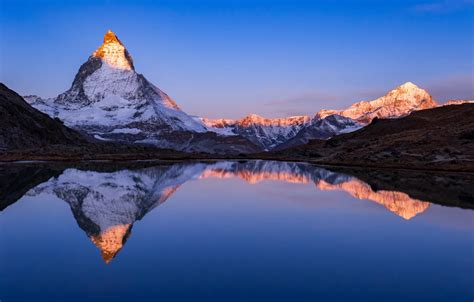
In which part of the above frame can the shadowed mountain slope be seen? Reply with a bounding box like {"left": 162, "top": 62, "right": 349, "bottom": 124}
{"left": 0, "top": 83, "right": 88, "bottom": 151}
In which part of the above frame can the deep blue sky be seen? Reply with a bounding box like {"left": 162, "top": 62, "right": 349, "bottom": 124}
{"left": 1, "top": 0, "right": 473, "bottom": 118}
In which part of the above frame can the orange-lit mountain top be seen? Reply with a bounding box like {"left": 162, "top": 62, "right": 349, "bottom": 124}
{"left": 315, "top": 82, "right": 437, "bottom": 123}
{"left": 92, "top": 30, "right": 134, "bottom": 70}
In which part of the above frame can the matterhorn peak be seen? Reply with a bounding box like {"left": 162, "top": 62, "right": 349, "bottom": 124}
{"left": 102, "top": 30, "right": 122, "bottom": 45}
{"left": 92, "top": 30, "right": 134, "bottom": 70}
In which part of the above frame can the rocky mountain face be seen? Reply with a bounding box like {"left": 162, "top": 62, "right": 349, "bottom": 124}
{"left": 274, "top": 114, "right": 361, "bottom": 150}
{"left": 203, "top": 114, "right": 360, "bottom": 150}
{"left": 316, "top": 82, "right": 437, "bottom": 124}
{"left": 203, "top": 115, "right": 312, "bottom": 150}
{"left": 25, "top": 31, "right": 258, "bottom": 155}
{"left": 0, "top": 83, "right": 87, "bottom": 151}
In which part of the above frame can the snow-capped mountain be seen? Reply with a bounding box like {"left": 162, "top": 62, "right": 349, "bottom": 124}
{"left": 275, "top": 114, "right": 362, "bottom": 150}
{"left": 27, "top": 163, "right": 208, "bottom": 263}
{"left": 202, "top": 82, "right": 436, "bottom": 150}
{"left": 27, "top": 30, "right": 205, "bottom": 135}
{"left": 203, "top": 114, "right": 312, "bottom": 150}
{"left": 24, "top": 30, "right": 259, "bottom": 154}
{"left": 316, "top": 82, "right": 437, "bottom": 124}
{"left": 203, "top": 114, "right": 360, "bottom": 150}
{"left": 21, "top": 31, "right": 441, "bottom": 154}
{"left": 443, "top": 99, "right": 474, "bottom": 106}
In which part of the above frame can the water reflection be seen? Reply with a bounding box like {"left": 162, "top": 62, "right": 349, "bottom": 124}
{"left": 1, "top": 160, "right": 473, "bottom": 263}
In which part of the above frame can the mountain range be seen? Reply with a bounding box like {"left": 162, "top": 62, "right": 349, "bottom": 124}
{"left": 19, "top": 30, "right": 462, "bottom": 154}
{"left": 271, "top": 103, "right": 474, "bottom": 171}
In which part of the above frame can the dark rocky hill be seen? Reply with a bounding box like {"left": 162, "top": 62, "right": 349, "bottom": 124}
{"left": 0, "top": 83, "right": 88, "bottom": 151}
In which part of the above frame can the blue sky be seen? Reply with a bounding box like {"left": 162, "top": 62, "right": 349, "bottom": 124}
{"left": 1, "top": 0, "right": 473, "bottom": 118}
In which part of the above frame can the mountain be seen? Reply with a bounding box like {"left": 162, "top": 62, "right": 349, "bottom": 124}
{"left": 316, "top": 82, "right": 437, "bottom": 124}
{"left": 27, "top": 30, "right": 205, "bottom": 134}
{"left": 0, "top": 83, "right": 87, "bottom": 151}
{"left": 274, "top": 114, "right": 361, "bottom": 150}
{"left": 203, "top": 114, "right": 360, "bottom": 150}
{"left": 443, "top": 99, "right": 474, "bottom": 106}
{"left": 203, "top": 82, "right": 435, "bottom": 150}
{"left": 25, "top": 30, "right": 259, "bottom": 154}
{"left": 203, "top": 114, "right": 312, "bottom": 150}
{"left": 271, "top": 104, "right": 474, "bottom": 171}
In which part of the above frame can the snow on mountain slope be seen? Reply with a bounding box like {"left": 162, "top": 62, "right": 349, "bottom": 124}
{"left": 24, "top": 30, "right": 261, "bottom": 154}
{"left": 202, "top": 82, "right": 433, "bottom": 150}
{"left": 202, "top": 113, "right": 360, "bottom": 150}
{"left": 443, "top": 100, "right": 474, "bottom": 106}
{"left": 316, "top": 82, "right": 437, "bottom": 124}
{"left": 275, "top": 114, "right": 362, "bottom": 150}
{"left": 29, "top": 31, "right": 205, "bottom": 133}
{"left": 202, "top": 114, "right": 312, "bottom": 150}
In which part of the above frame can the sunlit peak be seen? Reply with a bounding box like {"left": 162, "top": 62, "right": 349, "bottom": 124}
{"left": 92, "top": 30, "right": 134, "bottom": 70}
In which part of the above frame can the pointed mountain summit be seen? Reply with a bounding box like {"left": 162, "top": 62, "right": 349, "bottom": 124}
{"left": 92, "top": 30, "right": 134, "bottom": 70}
{"left": 53, "top": 29, "right": 181, "bottom": 110}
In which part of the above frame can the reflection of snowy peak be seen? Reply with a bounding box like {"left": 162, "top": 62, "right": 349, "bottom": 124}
{"left": 202, "top": 161, "right": 431, "bottom": 219}
{"left": 316, "top": 179, "right": 430, "bottom": 220}
{"left": 20, "top": 160, "right": 434, "bottom": 262}
{"left": 28, "top": 164, "right": 206, "bottom": 263}
{"left": 316, "top": 82, "right": 437, "bottom": 124}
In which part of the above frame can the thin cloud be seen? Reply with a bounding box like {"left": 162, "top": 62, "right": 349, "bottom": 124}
{"left": 411, "top": 0, "right": 474, "bottom": 13}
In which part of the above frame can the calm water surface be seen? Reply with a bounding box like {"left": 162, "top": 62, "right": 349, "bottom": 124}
{"left": 0, "top": 160, "right": 473, "bottom": 301}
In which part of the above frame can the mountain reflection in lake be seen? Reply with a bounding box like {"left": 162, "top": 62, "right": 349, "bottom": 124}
{"left": 1, "top": 160, "right": 473, "bottom": 301}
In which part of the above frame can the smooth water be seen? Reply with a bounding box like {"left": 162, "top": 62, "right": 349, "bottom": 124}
{"left": 0, "top": 160, "right": 473, "bottom": 301}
